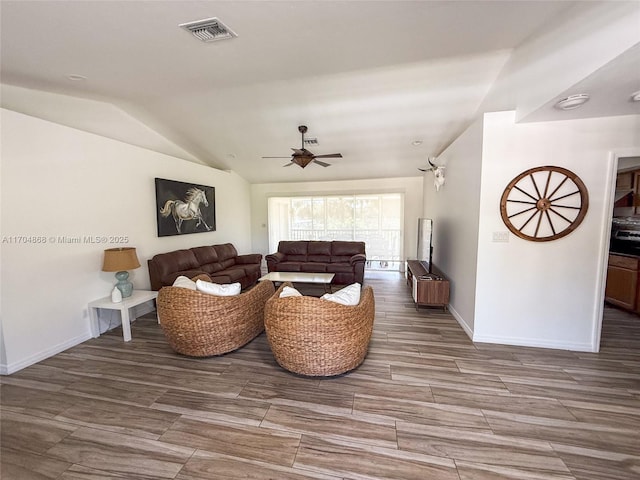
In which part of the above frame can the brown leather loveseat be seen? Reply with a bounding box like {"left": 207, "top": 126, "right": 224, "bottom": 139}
{"left": 148, "top": 243, "right": 262, "bottom": 291}
{"left": 266, "top": 240, "right": 366, "bottom": 285}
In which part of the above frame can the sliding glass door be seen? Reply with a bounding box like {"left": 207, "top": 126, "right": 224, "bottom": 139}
{"left": 268, "top": 193, "right": 403, "bottom": 270}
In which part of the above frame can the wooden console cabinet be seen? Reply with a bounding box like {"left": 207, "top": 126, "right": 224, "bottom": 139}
{"left": 605, "top": 254, "right": 640, "bottom": 312}
{"left": 406, "top": 260, "right": 450, "bottom": 310}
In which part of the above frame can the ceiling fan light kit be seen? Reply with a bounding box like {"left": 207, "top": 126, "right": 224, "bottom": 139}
{"left": 263, "top": 125, "right": 343, "bottom": 168}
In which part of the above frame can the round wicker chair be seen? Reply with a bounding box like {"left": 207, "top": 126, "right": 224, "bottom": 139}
{"left": 264, "top": 282, "right": 375, "bottom": 376}
{"left": 157, "top": 277, "right": 275, "bottom": 357}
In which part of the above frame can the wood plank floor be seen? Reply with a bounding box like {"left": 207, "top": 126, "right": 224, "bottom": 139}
{"left": 2, "top": 272, "right": 640, "bottom": 479}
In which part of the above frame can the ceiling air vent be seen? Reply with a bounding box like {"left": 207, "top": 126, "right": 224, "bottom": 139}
{"left": 179, "top": 17, "right": 237, "bottom": 43}
{"left": 304, "top": 137, "right": 318, "bottom": 146}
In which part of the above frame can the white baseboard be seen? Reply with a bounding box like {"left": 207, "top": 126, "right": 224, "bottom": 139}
{"left": 446, "top": 305, "right": 595, "bottom": 352}
{"left": 0, "top": 332, "right": 92, "bottom": 375}
{"left": 448, "top": 304, "right": 474, "bottom": 341}
{"left": 472, "top": 334, "right": 596, "bottom": 352}
{"left": 1, "top": 301, "right": 158, "bottom": 375}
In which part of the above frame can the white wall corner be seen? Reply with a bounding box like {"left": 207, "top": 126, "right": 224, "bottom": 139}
{"left": 447, "top": 304, "right": 473, "bottom": 341}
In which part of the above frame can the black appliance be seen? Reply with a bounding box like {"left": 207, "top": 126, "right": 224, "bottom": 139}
{"left": 610, "top": 227, "right": 640, "bottom": 256}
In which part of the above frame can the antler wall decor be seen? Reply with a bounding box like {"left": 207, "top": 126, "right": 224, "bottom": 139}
{"left": 419, "top": 157, "right": 446, "bottom": 191}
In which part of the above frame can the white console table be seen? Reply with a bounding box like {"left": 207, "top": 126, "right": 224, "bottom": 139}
{"left": 88, "top": 290, "right": 158, "bottom": 342}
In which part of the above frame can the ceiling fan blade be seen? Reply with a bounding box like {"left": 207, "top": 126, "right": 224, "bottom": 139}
{"left": 313, "top": 160, "right": 331, "bottom": 167}
{"left": 283, "top": 162, "right": 295, "bottom": 167}
{"left": 313, "top": 153, "right": 342, "bottom": 159}
{"left": 262, "top": 156, "right": 293, "bottom": 159}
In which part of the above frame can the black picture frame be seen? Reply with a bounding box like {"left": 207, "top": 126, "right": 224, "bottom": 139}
{"left": 155, "top": 178, "right": 216, "bottom": 237}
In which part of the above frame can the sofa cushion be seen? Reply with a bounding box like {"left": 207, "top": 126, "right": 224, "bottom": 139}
{"left": 326, "top": 263, "right": 354, "bottom": 274}
{"left": 154, "top": 249, "right": 199, "bottom": 277}
{"left": 308, "top": 241, "right": 331, "bottom": 263}
{"left": 301, "top": 262, "right": 326, "bottom": 272}
{"left": 279, "top": 241, "right": 308, "bottom": 262}
{"left": 221, "top": 268, "right": 247, "bottom": 283}
{"left": 214, "top": 243, "right": 239, "bottom": 265}
{"left": 191, "top": 246, "right": 218, "bottom": 265}
{"left": 199, "top": 262, "right": 224, "bottom": 274}
{"left": 331, "top": 241, "right": 366, "bottom": 263}
{"left": 308, "top": 254, "right": 331, "bottom": 263}
{"left": 308, "top": 241, "right": 331, "bottom": 254}
{"left": 279, "top": 241, "right": 308, "bottom": 255}
{"left": 240, "top": 264, "right": 262, "bottom": 277}
{"left": 277, "top": 262, "right": 302, "bottom": 272}
{"left": 331, "top": 241, "right": 365, "bottom": 256}
{"left": 209, "top": 274, "right": 232, "bottom": 284}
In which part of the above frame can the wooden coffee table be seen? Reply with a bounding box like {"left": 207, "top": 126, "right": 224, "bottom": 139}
{"left": 259, "top": 272, "right": 335, "bottom": 293}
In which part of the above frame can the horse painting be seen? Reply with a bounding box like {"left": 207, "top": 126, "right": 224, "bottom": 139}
{"left": 159, "top": 187, "right": 212, "bottom": 234}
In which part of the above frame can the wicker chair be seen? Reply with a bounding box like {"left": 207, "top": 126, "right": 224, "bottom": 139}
{"left": 264, "top": 282, "right": 375, "bottom": 376}
{"left": 157, "top": 276, "right": 275, "bottom": 357}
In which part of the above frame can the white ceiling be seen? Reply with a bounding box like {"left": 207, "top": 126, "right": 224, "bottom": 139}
{"left": 1, "top": 0, "right": 638, "bottom": 184}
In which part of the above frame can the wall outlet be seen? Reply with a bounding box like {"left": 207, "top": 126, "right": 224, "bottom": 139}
{"left": 492, "top": 231, "right": 509, "bottom": 243}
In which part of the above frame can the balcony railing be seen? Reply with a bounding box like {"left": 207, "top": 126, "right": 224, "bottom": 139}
{"left": 289, "top": 229, "right": 402, "bottom": 271}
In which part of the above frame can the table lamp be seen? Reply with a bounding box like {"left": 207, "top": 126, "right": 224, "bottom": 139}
{"left": 102, "top": 247, "right": 141, "bottom": 298}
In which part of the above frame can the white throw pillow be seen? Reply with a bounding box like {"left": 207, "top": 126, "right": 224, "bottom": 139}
{"left": 196, "top": 280, "right": 241, "bottom": 296}
{"left": 321, "top": 283, "right": 361, "bottom": 306}
{"left": 279, "top": 286, "right": 302, "bottom": 298}
{"left": 173, "top": 275, "right": 197, "bottom": 290}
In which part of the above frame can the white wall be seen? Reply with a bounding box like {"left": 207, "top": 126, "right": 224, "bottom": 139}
{"left": 422, "top": 117, "right": 484, "bottom": 335}
{"left": 250, "top": 177, "right": 424, "bottom": 269}
{"left": 1, "top": 109, "right": 253, "bottom": 374}
{"left": 474, "top": 111, "right": 640, "bottom": 351}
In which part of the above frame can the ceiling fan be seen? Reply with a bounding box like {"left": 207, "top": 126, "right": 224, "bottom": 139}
{"left": 262, "top": 125, "right": 343, "bottom": 168}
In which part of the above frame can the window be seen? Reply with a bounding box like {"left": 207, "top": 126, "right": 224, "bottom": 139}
{"left": 268, "top": 193, "right": 403, "bottom": 270}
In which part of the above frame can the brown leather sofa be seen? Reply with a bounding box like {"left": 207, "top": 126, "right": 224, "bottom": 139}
{"left": 148, "top": 243, "right": 262, "bottom": 291}
{"left": 266, "top": 240, "right": 366, "bottom": 285}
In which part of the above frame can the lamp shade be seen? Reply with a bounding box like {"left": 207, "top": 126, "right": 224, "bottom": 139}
{"left": 102, "top": 247, "right": 141, "bottom": 272}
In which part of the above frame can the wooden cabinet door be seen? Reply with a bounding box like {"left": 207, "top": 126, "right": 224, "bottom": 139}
{"left": 416, "top": 280, "right": 449, "bottom": 305}
{"left": 605, "top": 265, "right": 638, "bottom": 310}
{"left": 617, "top": 171, "right": 634, "bottom": 190}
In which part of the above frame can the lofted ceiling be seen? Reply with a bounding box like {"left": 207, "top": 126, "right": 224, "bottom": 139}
{"left": 1, "top": 1, "right": 638, "bottom": 184}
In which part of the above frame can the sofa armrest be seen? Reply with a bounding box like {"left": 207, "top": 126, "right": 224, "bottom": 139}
{"left": 235, "top": 253, "right": 263, "bottom": 265}
{"left": 266, "top": 252, "right": 286, "bottom": 263}
{"left": 349, "top": 253, "right": 367, "bottom": 266}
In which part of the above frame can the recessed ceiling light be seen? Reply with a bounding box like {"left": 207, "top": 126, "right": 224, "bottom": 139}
{"left": 66, "top": 74, "right": 87, "bottom": 81}
{"left": 412, "top": 140, "right": 423, "bottom": 146}
{"left": 554, "top": 94, "right": 590, "bottom": 110}
{"left": 631, "top": 90, "right": 640, "bottom": 102}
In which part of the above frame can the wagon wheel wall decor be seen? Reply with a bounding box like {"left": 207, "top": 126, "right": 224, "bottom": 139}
{"left": 500, "top": 166, "right": 589, "bottom": 242}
